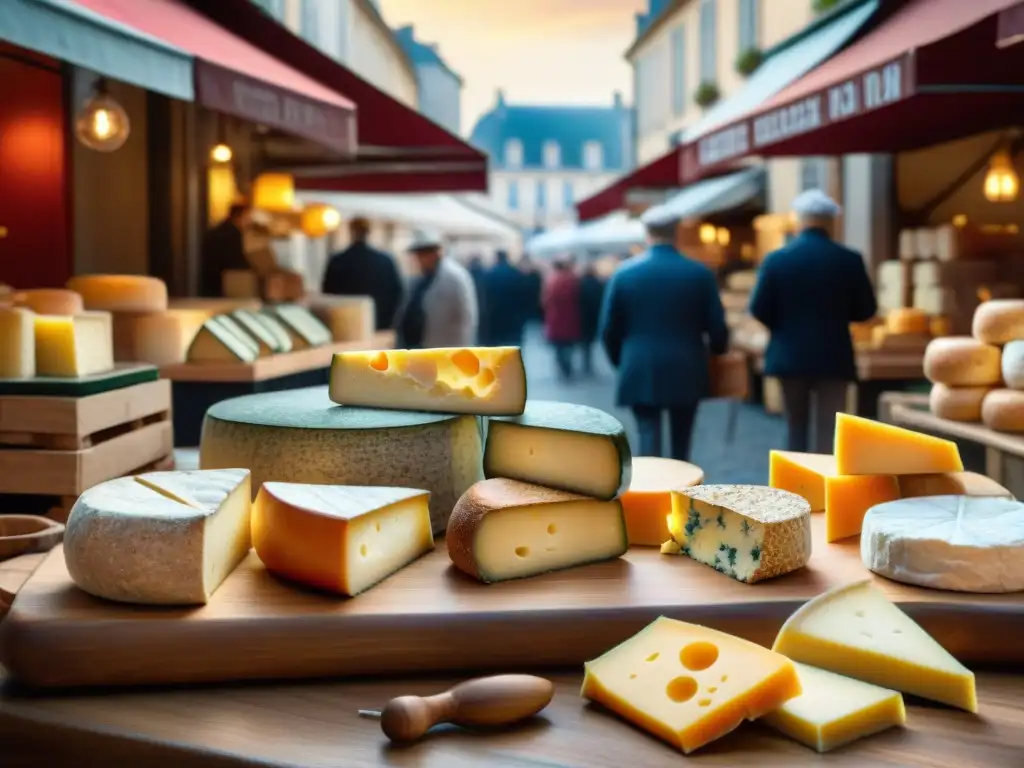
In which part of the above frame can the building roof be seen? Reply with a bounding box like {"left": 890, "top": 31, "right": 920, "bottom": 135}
{"left": 393, "top": 25, "right": 463, "bottom": 85}
{"left": 468, "top": 92, "right": 631, "bottom": 171}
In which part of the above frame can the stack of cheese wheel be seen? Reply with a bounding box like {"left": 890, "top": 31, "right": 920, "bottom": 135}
{"left": 974, "top": 299, "right": 1024, "bottom": 432}
{"left": 923, "top": 335, "right": 1002, "bottom": 422}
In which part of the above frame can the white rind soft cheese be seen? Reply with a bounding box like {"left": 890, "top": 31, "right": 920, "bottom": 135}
{"left": 64, "top": 469, "right": 252, "bottom": 605}
{"left": 861, "top": 495, "right": 1024, "bottom": 593}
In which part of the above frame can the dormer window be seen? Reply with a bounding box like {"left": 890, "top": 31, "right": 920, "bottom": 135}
{"left": 583, "top": 141, "right": 603, "bottom": 171}
{"left": 504, "top": 139, "right": 523, "bottom": 168}
{"left": 543, "top": 141, "right": 561, "bottom": 169}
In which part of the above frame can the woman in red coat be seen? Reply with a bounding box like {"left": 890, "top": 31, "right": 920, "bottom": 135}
{"left": 542, "top": 256, "right": 582, "bottom": 380}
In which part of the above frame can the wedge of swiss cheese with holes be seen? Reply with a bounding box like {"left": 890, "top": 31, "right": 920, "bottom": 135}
{"left": 833, "top": 413, "right": 963, "bottom": 475}
{"left": 446, "top": 478, "right": 627, "bottom": 583}
{"left": 329, "top": 346, "right": 527, "bottom": 416}
{"left": 772, "top": 580, "right": 977, "bottom": 712}
{"left": 581, "top": 616, "right": 801, "bottom": 754}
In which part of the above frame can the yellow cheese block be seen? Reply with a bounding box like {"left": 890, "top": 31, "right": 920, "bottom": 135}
{"left": 0, "top": 307, "right": 36, "bottom": 378}
{"left": 14, "top": 288, "right": 83, "bottom": 316}
{"left": 252, "top": 483, "right": 434, "bottom": 597}
{"left": 823, "top": 474, "right": 900, "bottom": 543}
{"left": 887, "top": 307, "right": 929, "bottom": 335}
{"left": 330, "top": 347, "right": 527, "bottom": 416}
{"left": 67, "top": 274, "right": 168, "bottom": 312}
{"left": 581, "top": 616, "right": 801, "bottom": 754}
{"left": 761, "top": 662, "right": 906, "bottom": 753}
{"left": 34, "top": 311, "right": 114, "bottom": 377}
{"left": 772, "top": 580, "right": 977, "bottom": 712}
{"left": 620, "top": 457, "right": 704, "bottom": 546}
{"left": 898, "top": 471, "right": 1012, "bottom": 499}
{"left": 834, "top": 413, "right": 963, "bottom": 475}
{"left": 768, "top": 451, "right": 836, "bottom": 513}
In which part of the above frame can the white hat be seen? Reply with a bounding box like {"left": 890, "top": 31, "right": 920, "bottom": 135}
{"left": 639, "top": 203, "right": 677, "bottom": 229}
{"left": 407, "top": 229, "right": 443, "bottom": 252}
{"left": 791, "top": 189, "right": 841, "bottom": 219}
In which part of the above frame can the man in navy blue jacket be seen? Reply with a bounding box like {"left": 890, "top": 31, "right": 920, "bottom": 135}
{"left": 749, "top": 189, "right": 877, "bottom": 453}
{"left": 599, "top": 208, "right": 729, "bottom": 462}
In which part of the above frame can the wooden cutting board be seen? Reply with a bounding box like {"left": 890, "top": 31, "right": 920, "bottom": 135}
{"left": 2, "top": 516, "right": 1022, "bottom": 689}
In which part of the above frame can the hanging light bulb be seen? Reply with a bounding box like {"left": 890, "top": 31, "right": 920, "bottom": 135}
{"left": 210, "top": 143, "right": 233, "bottom": 163}
{"left": 75, "top": 78, "right": 130, "bottom": 152}
{"left": 983, "top": 150, "right": 1019, "bottom": 202}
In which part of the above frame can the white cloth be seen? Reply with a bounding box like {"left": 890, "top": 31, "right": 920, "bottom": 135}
{"left": 421, "top": 257, "right": 478, "bottom": 347}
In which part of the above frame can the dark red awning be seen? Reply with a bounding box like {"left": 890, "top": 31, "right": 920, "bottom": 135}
{"left": 187, "top": 0, "right": 488, "bottom": 193}
{"left": 575, "top": 147, "right": 684, "bottom": 222}
{"left": 681, "top": 0, "right": 1024, "bottom": 180}
{"left": 73, "top": 0, "right": 357, "bottom": 156}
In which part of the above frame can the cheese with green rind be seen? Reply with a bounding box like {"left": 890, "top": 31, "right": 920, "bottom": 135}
{"left": 267, "top": 304, "right": 332, "bottom": 347}
{"left": 187, "top": 316, "right": 259, "bottom": 363}
{"left": 230, "top": 309, "right": 287, "bottom": 354}
{"left": 199, "top": 386, "right": 483, "bottom": 533}
{"left": 484, "top": 400, "right": 631, "bottom": 500}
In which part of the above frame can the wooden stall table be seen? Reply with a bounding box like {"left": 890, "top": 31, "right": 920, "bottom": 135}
{"left": 160, "top": 332, "right": 395, "bottom": 447}
{"left": 880, "top": 390, "right": 1024, "bottom": 498}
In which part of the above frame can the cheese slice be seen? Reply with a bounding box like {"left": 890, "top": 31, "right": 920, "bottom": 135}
{"left": 233, "top": 309, "right": 292, "bottom": 353}
{"left": 834, "top": 413, "right": 963, "bottom": 475}
{"left": 0, "top": 307, "right": 35, "bottom": 378}
{"left": 862, "top": 495, "right": 1024, "bottom": 593}
{"left": 581, "top": 616, "right": 801, "bottom": 754}
{"left": 252, "top": 483, "right": 434, "bottom": 596}
{"left": 666, "top": 485, "right": 811, "bottom": 583}
{"left": 329, "top": 347, "right": 527, "bottom": 416}
{"left": 63, "top": 469, "right": 252, "bottom": 605}
{"left": 446, "top": 478, "right": 628, "bottom": 583}
{"left": 484, "top": 400, "right": 631, "bottom": 500}
{"left": 14, "top": 288, "right": 83, "bottom": 316}
{"left": 761, "top": 663, "right": 906, "bottom": 753}
{"left": 266, "top": 304, "right": 332, "bottom": 349}
{"left": 620, "top": 457, "right": 704, "bottom": 546}
{"left": 772, "top": 580, "right": 977, "bottom": 712}
{"left": 34, "top": 311, "right": 114, "bottom": 377}
{"left": 187, "top": 316, "right": 259, "bottom": 363}
{"left": 229, "top": 310, "right": 282, "bottom": 355}
{"left": 66, "top": 274, "right": 168, "bottom": 312}
{"left": 823, "top": 474, "right": 899, "bottom": 543}
{"left": 897, "top": 471, "right": 1012, "bottom": 500}
{"left": 768, "top": 451, "right": 836, "bottom": 512}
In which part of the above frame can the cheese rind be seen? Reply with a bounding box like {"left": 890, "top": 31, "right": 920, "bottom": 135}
{"left": 446, "top": 478, "right": 628, "bottom": 583}
{"left": 63, "top": 469, "right": 252, "bottom": 605}
{"left": 772, "top": 580, "right": 977, "bottom": 712}
{"left": 923, "top": 336, "right": 1001, "bottom": 386}
{"left": 834, "top": 413, "right": 963, "bottom": 475}
{"left": 230, "top": 310, "right": 286, "bottom": 355}
{"left": 484, "top": 400, "right": 632, "bottom": 500}
{"left": 266, "top": 304, "right": 332, "bottom": 348}
{"left": 34, "top": 311, "right": 114, "bottom": 377}
{"left": 862, "top": 495, "right": 1024, "bottom": 593}
{"left": 0, "top": 307, "right": 35, "bottom": 378}
{"left": 130, "top": 309, "right": 208, "bottom": 366}
{"left": 972, "top": 298, "right": 1024, "bottom": 345}
{"left": 187, "top": 316, "right": 259, "bottom": 363}
{"left": 823, "top": 474, "right": 899, "bottom": 543}
{"left": 929, "top": 383, "right": 988, "bottom": 421}
{"left": 330, "top": 347, "right": 527, "bottom": 416}
{"left": 199, "top": 386, "right": 483, "bottom": 533}
{"left": 252, "top": 483, "right": 434, "bottom": 596}
{"left": 897, "top": 471, "right": 1012, "bottom": 499}
{"left": 768, "top": 451, "right": 836, "bottom": 513}
{"left": 14, "top": 288, "right": 83, "bottom": 316}
{"left": 667, "top": 485, "right": 812, "bottom": 583}
{"left": 761, "top": 663, "right": 906, "bottom": 753}
{"left": 621, "top": 457, "right": 704, "bottom": 545}
{"left": 66, "top": 274, "right": 168, "bottom": 312}
{"left": 981, "top": 388, "right": 1024, "bottom": 432}
{"left": 581, "top": 616, "right": 801, "bottom": 754}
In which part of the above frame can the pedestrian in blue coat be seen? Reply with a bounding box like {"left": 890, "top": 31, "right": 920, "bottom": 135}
{"left": 484, "top": 250, "right": 528, "bottom": 347}
{"left": 598, "top": 208, "right": 729, "bottom": 462}
{"left": 749, "top": 189, "right": 877, "bottom": 454}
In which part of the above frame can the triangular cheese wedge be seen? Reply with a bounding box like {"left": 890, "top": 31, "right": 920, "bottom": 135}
{"left": 834, "top": 413, "right": 963, "bottom": 475}
{"left": 135, "top": 468, "right": 250, "bottom": 511}
{"left": 772, "top": 580, "right": 976, "bottom": 712}
{"left": 768, "top": 451, "right": 836, "bottom": 512}
{"left": 761, "top": 662, "right": 906, "bottom": 752}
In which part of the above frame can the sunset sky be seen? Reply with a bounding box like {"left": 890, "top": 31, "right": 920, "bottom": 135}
{"left": 377, "top": 0, "right": 644, "bottom": 135}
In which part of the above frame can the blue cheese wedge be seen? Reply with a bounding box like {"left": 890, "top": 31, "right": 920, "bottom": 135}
{"left": 666, "top": 485, "right": 811, "bottom": 583}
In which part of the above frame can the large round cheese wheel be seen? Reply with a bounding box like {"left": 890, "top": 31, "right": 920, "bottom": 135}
{"left": 923, "top": 336, "right": 1001, "bottom": 386}
{"left": 862, "top": 495, "right": 1024, "bottom": 593}
{"left": 981, "top": 389, "right": 1024, "bottom": 432}
{"left": 14, "top": 288, "right": 83, "bottom": 315}
{"left": 929, "top": 383, "right": 988, "bottom": 422}
{"left": 973, "top": 299, "right": 1024, "bottom": 345}
{"left": 67, "top": 274, "right": 169, "bottom": 313}
{"left": 1002, "top": 340, "right": 1024, "bottom": 390}
{"left": 199, "top": 387, "right": 484, "bottom": 533}
{"left": 886, "top": 307, "right": 929, "bottom": 335}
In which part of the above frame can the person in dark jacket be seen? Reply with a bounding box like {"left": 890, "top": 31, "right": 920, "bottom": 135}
{"left": 321, "top": 217, "right": 405, "bottom": 331}
{"left": 749, "top": 189, "right": 877, "bottom": 454}
{"left": 466, "top": 255, "right": 489, "bottom": 344}
{"left": 578, "top": 260, "right": 605, "bottom": 376}
{"left": 518, "top": 254, "right": 544, "bottom": 324}
{"left": 484, "top": 250, "right": 528, "bottom": 347}
{"left": 599, "top": 211, "right": 729, "bottom": 461}
{"left": 199, "top": 202, "right": 251, "bottom": 297}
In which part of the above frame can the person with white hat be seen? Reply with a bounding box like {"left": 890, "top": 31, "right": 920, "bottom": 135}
{"left": 749, "top": 189, "right": 877, "bottom": 453}
{"left": 397, "top": 229, "right": 478, "bottom": 348}
{"left": 597, "top": 203, "right": 729, "bottom": 461}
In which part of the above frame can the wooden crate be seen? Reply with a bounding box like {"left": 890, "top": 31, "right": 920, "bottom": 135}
{"left": 0, "top": 380, "right": 174, "bottom": 500}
